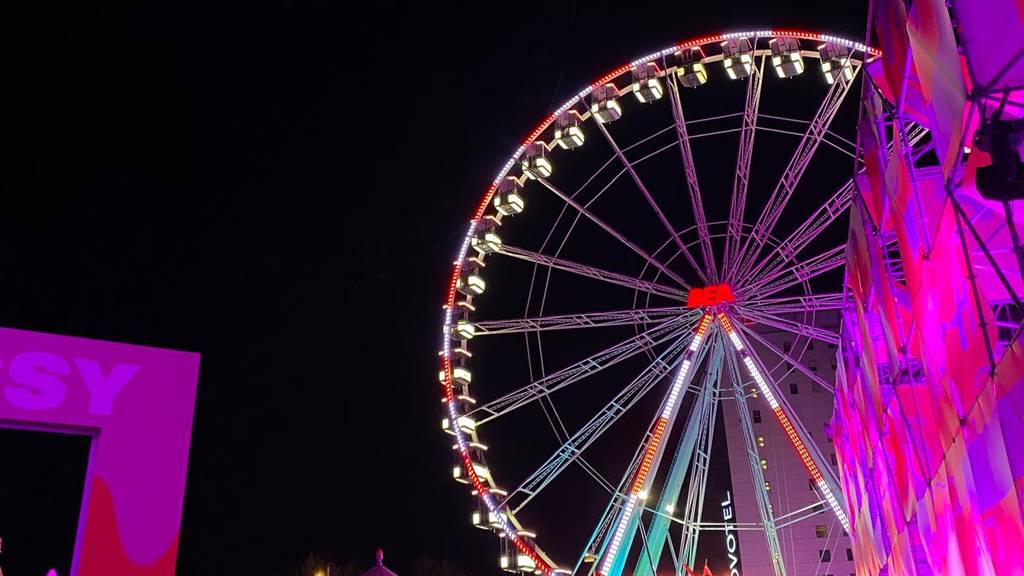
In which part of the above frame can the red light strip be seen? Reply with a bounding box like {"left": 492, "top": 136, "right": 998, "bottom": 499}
{"left": 715, "top": 313, "right": 850, "bottom": 532}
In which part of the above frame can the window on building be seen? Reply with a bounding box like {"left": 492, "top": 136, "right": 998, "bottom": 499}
{"left": 831, "top": 357, "right": 838, "bottom": 370}
{"left": 752, "top": 409, "right": 762, "bottom": 423}
{"left": 808, "top": 340, "right": 815, "bottom": 350}
{"left": 812, "top": 382, "right": 823, "bottom": 393}
{"left": 815, "top": 525, "right": 827, "bottom": 538}
{"left": 846, "top": 548, "right": 853, "bottom": 561}
{"left": 809, "top": 359, "right": 819, "bottom": 372}
{"left": 790, "top": 382, "right": 799, "bottom": 394}
{"left": 828, "top": 342, "right": 837, "bottom": 350}
{"left": 830, "top": 453, "right": 838, "bottom": 466}
{"left": 825, "top": 422, "right": 833, "bottom": 443}
{"left": 819, "top": 550, "right": 831, "bottom": 562}
{"left": 783, "top": 341, "right": 792, "bottom": 353}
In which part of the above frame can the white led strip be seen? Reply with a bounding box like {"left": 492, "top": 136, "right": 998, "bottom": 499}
{"left": 596, "top": 315, "right": 711, "bottom": 576}
{"left": 717, "top": 313, "right": 850, "bottom": 533}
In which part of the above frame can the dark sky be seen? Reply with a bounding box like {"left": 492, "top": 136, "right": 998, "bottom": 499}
{"left": 0, "top": 1, "right": 866, "bottom": 575}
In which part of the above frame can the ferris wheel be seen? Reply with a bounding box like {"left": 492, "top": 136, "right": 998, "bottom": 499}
{"left": 438, "top": 30, "right": 891, "bottom": 576}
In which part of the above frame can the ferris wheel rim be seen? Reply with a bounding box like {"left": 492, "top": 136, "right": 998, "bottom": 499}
{"left": 439, "top": 29, "right": 878, "bottom": 576}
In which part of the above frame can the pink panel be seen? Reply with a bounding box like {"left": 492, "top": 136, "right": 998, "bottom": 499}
{"left": 0, "top": 327, "right": 199, "bottom": 575}
{"left": 954, "top": 0, "right": 1024, "bottom": 90}
{"left": 871, "top": 0, "right": 911, "bottom": 105}
{"left": 907, "top": 0, "right": 967, "bottom": 177}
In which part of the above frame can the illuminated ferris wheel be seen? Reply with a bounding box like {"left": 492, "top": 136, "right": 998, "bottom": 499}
{"left": 437, "top": 30, "right": 894, "bottom": 576}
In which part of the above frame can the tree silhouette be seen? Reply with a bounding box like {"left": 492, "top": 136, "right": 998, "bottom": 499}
{"left": 291, "top": 552, "right": 360, "bottom": 576}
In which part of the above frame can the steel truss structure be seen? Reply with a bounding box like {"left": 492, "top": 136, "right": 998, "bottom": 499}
{"left": 438, "top": 30, "right": 877, "bottom": 576}
{"left": 827, "top": 1, "right": 1024, "bottom": 573}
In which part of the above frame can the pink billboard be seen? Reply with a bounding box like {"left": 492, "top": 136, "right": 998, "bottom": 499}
{"left": 0, "top": 327, "right": 200, "bottom": 575}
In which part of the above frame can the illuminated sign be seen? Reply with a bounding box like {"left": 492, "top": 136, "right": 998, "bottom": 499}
{"left": 686, "top": 284, "right": 735, "bottom": 308}
{"left": 0, "top": 327, "right": 200, "bottom": 576}
{"left": 721, "top": 491, "right": 741, "bottom": 576}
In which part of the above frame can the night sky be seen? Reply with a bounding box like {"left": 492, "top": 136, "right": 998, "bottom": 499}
{"left": 0, "top": 1, "right": 865, "bottom": 575}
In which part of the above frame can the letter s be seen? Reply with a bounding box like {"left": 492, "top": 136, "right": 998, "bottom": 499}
{"left": 6, "top": 352, "right": 70, "bottom": 410}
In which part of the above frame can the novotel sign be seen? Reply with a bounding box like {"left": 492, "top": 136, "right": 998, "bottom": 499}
{"left": 0, "top": 326, "right": 200, "bottom": 576}
{"left": 721, "top": 491, "right": 741, "bottom": 576}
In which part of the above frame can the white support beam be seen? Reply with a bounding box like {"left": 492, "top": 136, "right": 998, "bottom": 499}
{"left": 471, "top": 316, "right": 695, "bottom": 424}
{"left": 724, "top": 54, "right": 766, "bottom": 279}
{"left": 731, "top": 61, "right": 861, "bottom": 283}
{"left": 716, "top": 312, "right": 849, "bottom": 533}
{"left": 537, "top": 177, "right": 692, "bottom": 290}
{"left": 496, "top": 244, "right": 687, "bottom": 301}
{"left": 667, "top": 74, "right": 718, "bottom": 282}
{"left": 472, "top": 307, "right": 688, "bottom": 336}
{"left": 506, "top": 333, "right": 694, "bottom": 514}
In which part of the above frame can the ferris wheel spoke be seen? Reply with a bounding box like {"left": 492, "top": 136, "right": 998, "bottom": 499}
{"left": 731, "top": 60, "right": 861, "bottom": 283}
{"left": 674, "top": 337, "right": 723, "bottom": 569}
{"left": 535, "top": 177, "right": 692, "bottom": 290}
{"left": 721, "top": 343, "right": 786, "bottom": 576}
{"left": 666, "top": 74, "right": 718, "bottom": 282}
{"left": 470, "top": 316, "right": 698, "bottom": 424}
{"left": 576, "top": 456, "right": 618, "bottom": 495}
{"left": 723, "top": 54, "right": 765, "bottom": 280}
{"left": 730, "top": 316, "right": 836, "bottom": 392}
{"left": 717, "top": 311, "right": 850, "bottom": 532}
{"left": 738, "top": 244, "right": 846, "bottom": 299}
{"left": 495, "top": 244, "right": 687, "bottom": 301}
{"left": 592, "top": 315, "right": 714, "bottom": 576}
{"left": 732, "top": 306, "right": 841, "bottom": 347}
{"left": 577, "top": 434, "right": 653, "bottom": 575}
{"left": 743, "top": 180, "right": 855, "bottom": 287}
{"left": 535, "top": 384, "right": 621, "bottom": 498}
{"left": 638, "top": 336, "right": 724, "bottom": 576}
{"left": 742, "top": 292, "right": 846, "bottom": 314}
{"left": 472, "top": 307, "right": 686, "bottom": 336}
{"left": 595, "top": 121, "right": 709, "bottom": 286}
{"left": 503, "top": 334, "right": 694, "bottom": 514}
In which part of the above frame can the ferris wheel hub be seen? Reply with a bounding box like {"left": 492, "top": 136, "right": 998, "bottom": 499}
{"left": 685, "top": 283, "right": 735, "bottom": 308}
